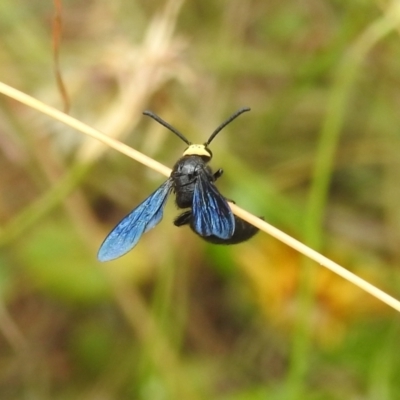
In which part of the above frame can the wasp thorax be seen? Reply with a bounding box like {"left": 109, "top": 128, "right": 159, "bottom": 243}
{"left": 183, "top": 144, "right": 212, "bottom": 159}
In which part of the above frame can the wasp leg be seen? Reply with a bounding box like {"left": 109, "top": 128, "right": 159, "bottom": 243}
{"left": 174, "top": 210, "right": 192, "bottom": 227}
{"left": 213, "top": 169, "right": 223, "bottom": 181}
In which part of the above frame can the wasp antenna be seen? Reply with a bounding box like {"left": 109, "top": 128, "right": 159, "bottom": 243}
{"left": 143, "top": 111, "right": 191, "bottom": 145}
{"left": 205, "top": 107, "right": 251, "bottom": 146}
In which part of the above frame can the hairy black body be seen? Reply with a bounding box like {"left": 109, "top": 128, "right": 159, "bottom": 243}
{"left": 171, "top": 155, "right": 214, "bottom": 208}
{"left": 171, "top": 155, "right": 258, "bottom": 244}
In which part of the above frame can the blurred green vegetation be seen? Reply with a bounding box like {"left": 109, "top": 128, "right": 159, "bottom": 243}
{"left": 0, "top": 0, "right": 400, "bottom": 399}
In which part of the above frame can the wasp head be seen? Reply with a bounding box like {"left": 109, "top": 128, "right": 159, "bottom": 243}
{"left": 182, "top": 144, "right": 212, "bottom": 160}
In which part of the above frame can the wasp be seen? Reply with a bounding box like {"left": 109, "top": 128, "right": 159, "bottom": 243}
{"left": 98, "top": 108, "right": 258, "bottom": 261}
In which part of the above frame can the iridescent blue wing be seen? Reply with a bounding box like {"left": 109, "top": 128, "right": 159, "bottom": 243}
{"left": 191, "top": 170, "right": 235, "bottom": 239}
{"left": 98, "top": 179, "right": 173, "bottom": 261}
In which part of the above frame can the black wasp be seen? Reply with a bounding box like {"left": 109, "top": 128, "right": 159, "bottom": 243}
{"left": 98, "top": 107, "right": 259, "bottom": 262}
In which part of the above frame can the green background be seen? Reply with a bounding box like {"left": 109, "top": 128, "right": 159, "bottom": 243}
{"left": 0, "top": 0, "right": 399, "bottom": 399}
